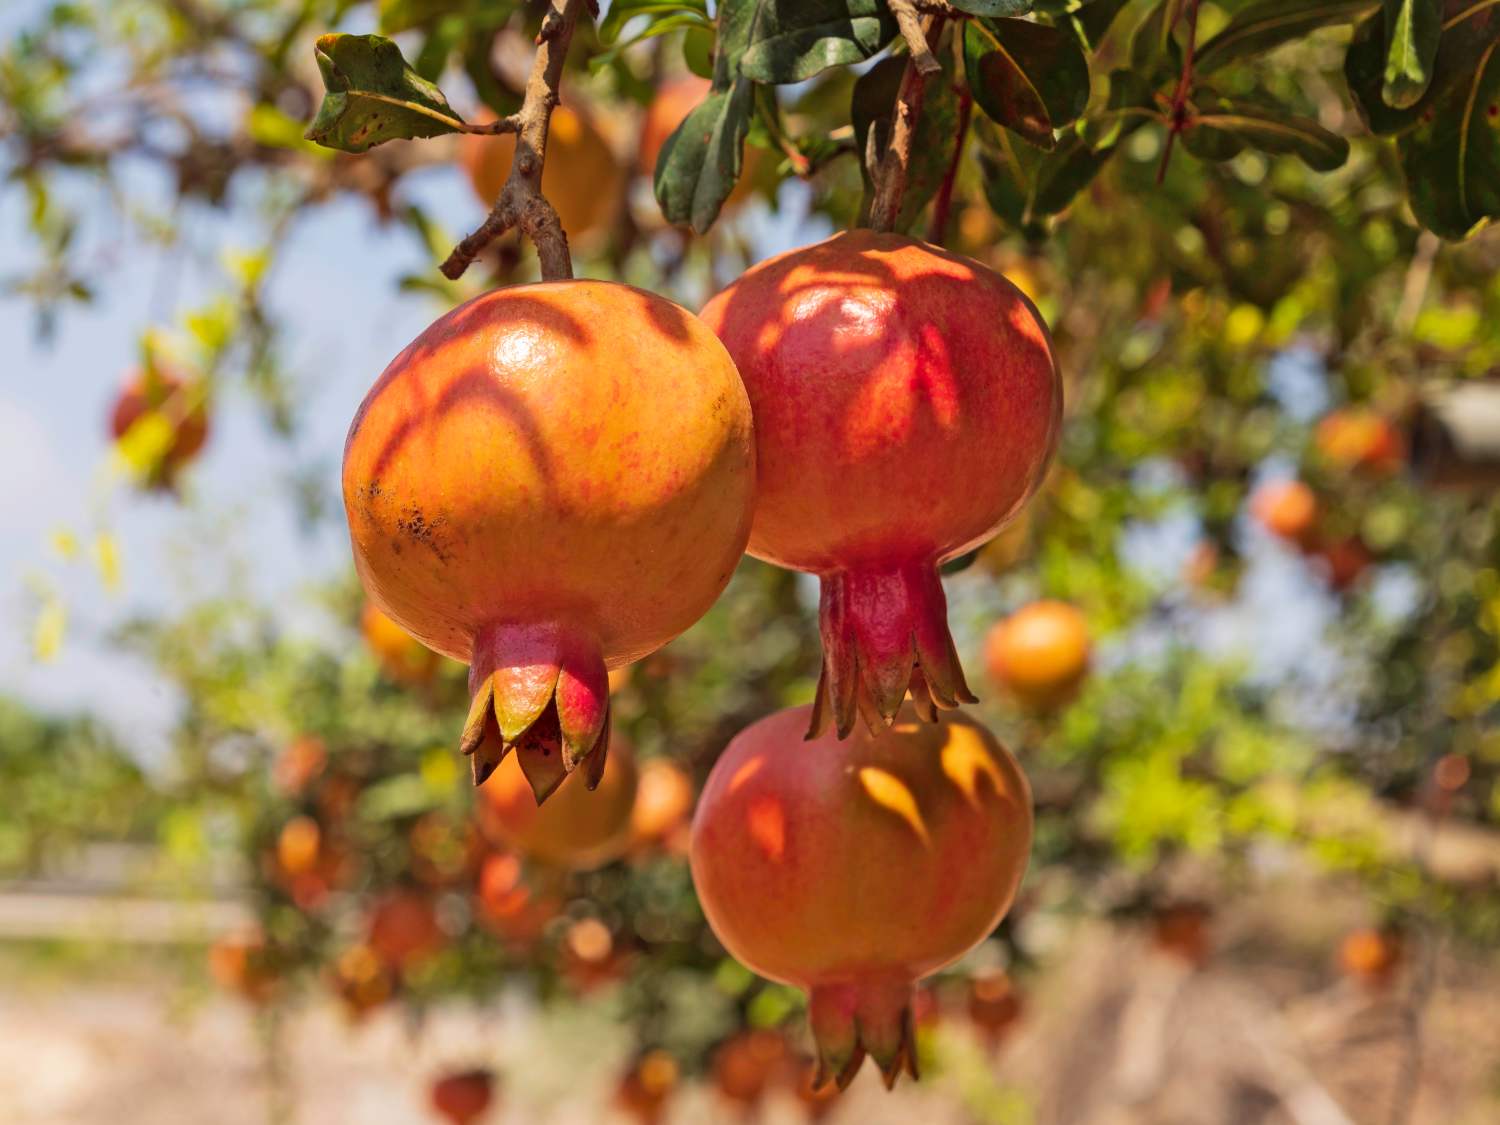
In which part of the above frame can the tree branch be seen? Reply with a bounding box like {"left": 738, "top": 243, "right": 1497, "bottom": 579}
{"left": 867, "top": 13, "right": 943, "bottom": 233}
{"left": 440, "top": 0, "right": 584, "bottom": 281}
{"left": 927, "top": 86, "right": 972, "bottom": 244}
{"left": 1156, "top": 0, "right": 1202, "bottom": 185}
{"left": 891, "top": 1, "right": 943, "bottom": 76}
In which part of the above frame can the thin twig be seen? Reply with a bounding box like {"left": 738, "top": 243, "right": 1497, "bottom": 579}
{"left": 441, "top": 0, "right": 584, "bottom": 281}
{"left": 890, "top": 0, "right": 943, "bottom": 75}
{"left": 1394, "top": 231, "right": 1441, "bottom": 334}
{"left": 927, "top": 86, "right": 972, "bottom": 244}
{"left": 1156, "top": 0, "right": 1202, "bottom": 185}
{"left": 868, "top": 14, "right": 943, "bottom": 232}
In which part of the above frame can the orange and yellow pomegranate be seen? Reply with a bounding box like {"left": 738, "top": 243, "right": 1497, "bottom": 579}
{"left": 984, "top": 600, "right": 1091, "bottom": 712}
{"left": 361, "top": 602, "right": 442, "bottom": 685}
{"left": 691, "top": 704, "right": 1032, "bottom": 1089}
{"left": 1251, "top": 479, "right": 1318, "bottom": 544}
{"left": 108, "top": 365, "right": 210, "bottom": 487}
{"left": 343, "top": 281, "right": 755, "bottom": 800}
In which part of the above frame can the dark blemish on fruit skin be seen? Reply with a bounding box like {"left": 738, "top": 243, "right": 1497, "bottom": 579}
{"left": 395, "top": 505, "right": 453, "bottom": 563}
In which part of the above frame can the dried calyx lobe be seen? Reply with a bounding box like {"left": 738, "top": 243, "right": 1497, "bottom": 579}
{"left": 809, "top": 559, "right": 977, "bottom": 739}
{"left": 809, "top": 975, "right": 919, "bottom": 1091}
{"left": 461, "top": 621, "right": 610, "bottom": 802}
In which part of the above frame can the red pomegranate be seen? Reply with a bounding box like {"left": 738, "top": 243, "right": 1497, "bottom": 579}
{"left": 429, "top": 1068, "right": 494, "bottom": 1125}
{"left": 700, "top": 232, "right": 1061, "bottom": 737}
{"left": 691, "top": 704, "right": 1032, "bottom": 1089}
{"left": 711, "top": 1029, "right": 788, "bottom": 1108}
{"left": 615, "top": 1050, "right": 679, "bottom": 1125}
{"left": 343, "top": 281, "right": 755, "bottom": 800}
{"left": 478, "top": 732, "right": 638, "bottom": 869}
{"left": 108, "top": 365, "right": 210, "bottom": 486}
{"left": 967, "top": 970, "right": 1024, "bottom": 1049}
{"left": 1315, "top": 535, "right": 1373, "bottom": 591}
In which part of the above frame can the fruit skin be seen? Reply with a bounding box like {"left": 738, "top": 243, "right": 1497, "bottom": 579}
{"left": 984, "top": 600, "right": 1091, "bottom": 713}
{"left": 690, "top": 703, "right": 1032, "bottom": 1089}
{"left": 1316, "top": 408, "right": 1405, "bottom": 477}
{"left": 478, "top": 731, "right": 638, "bottom": 870}
{"left": 362, "top": 602, "right": 442, "bottom": 685}
{"left": 429, "top": 1068, "right": 495, "bottom": 1125}
{"left": 1251, "top": 479, "right": 1318, "bottom": 545}
{"left": 700, "top": 232, "right": 1061, "bottom": 737}
{"left": 343, "top": 280, "right": 755, "bottom": 800}
{"left": 108, "top": 366, "right": 210, "bottom": 487}
{"left": 462, "top": 104, "right": 621, "bottom": 242}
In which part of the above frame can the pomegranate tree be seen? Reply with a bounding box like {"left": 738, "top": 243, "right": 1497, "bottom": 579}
{"left": 343, "top": 281, "right": 755, "bottom": 800}
{"left": 691, "top": 704, "right": 1032, "bottom": 1088}
{"left": 701, "top": 231, "right": 1061, "bottom": 737}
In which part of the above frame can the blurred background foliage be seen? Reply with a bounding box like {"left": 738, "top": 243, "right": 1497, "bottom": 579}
{"left": 2, "top": 0, "right": 1499, "bottom": 1122}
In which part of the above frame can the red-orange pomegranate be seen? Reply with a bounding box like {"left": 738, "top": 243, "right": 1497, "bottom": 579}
{"left": 984, "top": 600, "right": 1091, "bottom": 712}
{"left": 700, "top": 232, "right": 1061, "bottom": 736}
{"left": 343, "top": 281, "right": 755, "bottom": 799}
{"left": 429, "top": 1068, "right": 494, "bottom": 1125}
{"left": 691, "top": 704, "right": 1032, "bottom": 1088}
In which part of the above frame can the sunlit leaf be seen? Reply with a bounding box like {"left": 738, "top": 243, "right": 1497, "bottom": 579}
{"left": 964, "top": 17, "right": 1091, "bottom": 148}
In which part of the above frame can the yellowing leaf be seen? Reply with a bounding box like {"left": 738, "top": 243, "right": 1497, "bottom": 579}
{"left": 33, "top": 596, "right": 66, "bottom": 662}
{"left": 92, "top": 532, "right": 122, "bottom": 593}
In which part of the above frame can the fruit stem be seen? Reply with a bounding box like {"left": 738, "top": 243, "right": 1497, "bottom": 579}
{"left": 441, "top": 0, "right": 585, "bottom": 281}
{"left": 867, "top": 10, "right": 944, "bottom": 233}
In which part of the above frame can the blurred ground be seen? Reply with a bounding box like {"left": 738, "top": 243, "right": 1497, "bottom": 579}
{"left": 2, "top": 866, "right": 1497, "bottom": 1125}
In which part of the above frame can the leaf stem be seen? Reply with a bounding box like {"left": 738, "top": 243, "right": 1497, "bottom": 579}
{"left": 1156, "top": 0, "right": 1202, "bottom": 186}
{"left": 441, "top": 0, "right": 584, "bottom": 282}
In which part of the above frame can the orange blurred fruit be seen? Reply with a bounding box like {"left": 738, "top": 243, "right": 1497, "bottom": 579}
{"left": 984, "top": 600, "right": 1091, "bottom": 712}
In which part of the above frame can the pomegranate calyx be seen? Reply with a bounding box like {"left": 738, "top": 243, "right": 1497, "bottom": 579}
{"left": 808, "top": 976, "right": 920, "bottom": 1091}
{"left": 464, "top": 622, "right": 610, "bottom": 803}
{"left": 810, "top": 562, "right": 977, "bottom": 739}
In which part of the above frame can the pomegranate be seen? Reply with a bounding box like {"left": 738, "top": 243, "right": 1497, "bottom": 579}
{"left": 478, "top": 731, "right": 637, "bottom": 869}
{"left": 366, "top": 890, "right": 445, "bottom": 970}
{"left": 343, "top": 281, "right": 755, "bottom": 799}
{"left": 276, "top": 815, "right": 322, "bottom": 876}
{"left": 629, "top": 758, "right": 696, "bottom": 848}
{"left": 474, "top": 852, "right": 560, "bottom": 949}
{"left": 462, "top": 104, "right": 621, "bottom": 243}
{"left": 1314, "top": 535, "right": 1372, "bottom": 591}
{"left": 272, "top": 735, "right": 326, "bottom": 796}
{"left": 108, "top": 365, "right": 210, "bottom": 486}
{"left": 362, "top": 602, "right": 443, "bottom": 685}
{"left": 429, "top": 1068, "right": 495, "bottom": 1125}
{"left": 983, "top": 600, "right": 1091, "bottom": 712}
{"left": 1315, "top": 408, "right": 1404, "bottom": 477}
{"left": 329, "top": 943, "right": 394, "bottom": 1020}
{"left": 1338, "top": 926, "right": 1402, "bottom": 989}
{"left": 615, "top": 1050, "right": 679, "bottom": 1125}
{"left": 1151, "top": 902, "right": 1213, "bottom": 967}
{"left": 1251, "top": 479, "right": 1318, "bottom": 545}
{"left": 967, "top": 970, "right": 1024, "bottom": 1049}
{"left": 559, "top": 916, "right": 630, "bottom": 992}
{"left": 691, "top": 704, "right": 1032, "bottom": 1089}
{"left": 712, "top": 1029, "right": 788, "bottom": 1109}
{"left": 700, "top": 232, "right": 1061, "bottom": 736}
{"left": 208, "top": 931, "right": 276, "bottom": 1004}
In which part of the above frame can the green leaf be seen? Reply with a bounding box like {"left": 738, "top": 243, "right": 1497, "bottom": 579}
{"left": 600, "top": 1, "right": 709, "bottom": 43}
{"left": 1079, "top": 68, "right": 1162, "bottom": 149}
{"left": 851, "top": 54, "right": 961, "bottom": 229}
{"left": 1185, "top": 95, "right": 1351, "bottom": 171}
{"left": 975, "top": 115, "right": 1119, "bottom": 228}
{"left": 1071, "top": 0, "right": 1135, "bottom": 51}
{"left": 1195, "top": 0, "right": 1380, "bottom": 72}
{"left": 1131, "top": 0, "right": 1186, "bottom": 71}
{"left": 1397, "top": 38, "right": 1500, "bottom": 238}
{"left": 950, "top": 0, "right": 1035, "bottom": 14}
{"left": 737, "top": 1, "right": 897, "bottom": 84}
{"left": 1383, "top": 0, "right": 1444, "bottom": 107}
{"left": 964, "top": 17, "right": 1091, "bottom": 148}
{"left": 1345, "top": 2, "right": 1500, "bottom": 134}
{"left": 304, "top": 34, "right": 465, "bottom": 153}
{"left": 655, "top": 82, "right": 755, "bottom": 231}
